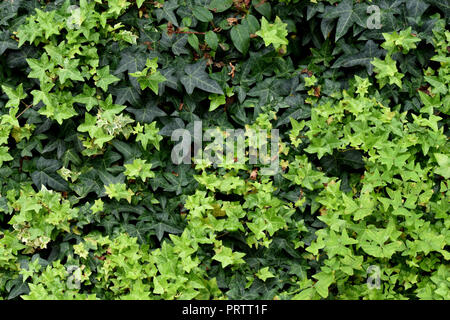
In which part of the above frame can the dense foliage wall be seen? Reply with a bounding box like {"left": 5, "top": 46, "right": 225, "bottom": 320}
{"left": 0, "top": 0, "right": 448, "bottom": 299}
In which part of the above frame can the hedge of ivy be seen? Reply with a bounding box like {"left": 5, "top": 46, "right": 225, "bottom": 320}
{"left": 0, "top": 0, "right": 448, "bottom": 300}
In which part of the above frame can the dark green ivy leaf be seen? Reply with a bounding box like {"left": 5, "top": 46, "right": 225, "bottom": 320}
{"left": 154, "top": 0, "right": 179, "bottom": 27}
{"left": 332, "top": 40, "right": 383, "bottom": 75}
{"left": 111, "top": 140, "right": 142, "bottom": 161}
{"left": 192, "top": 6, "right": 213, "bottom": 22}
{"left": 111, "top": 86, "right": 141, "bottom": 105}
{"left": 31, "top": 157, "right": 68, "bottom": 192}
{"left": 181, "top": 60, "right": 224, "bottom": 95}
{"left": 0, "top": 31, "right": 17, "bottom": 55}
{"left": 209, "top": 0, "right": 233, "bottom": 13}
{"left": 127, "top": 101, "right": 167, "bottom": 123}
{"left": 231, "top": 24, "right": 251, "bottom": 55}
{"left": 152, "top": 222, "right": 183, "bottom": 241}
{"left": 323, "top": 0, "right": 367, "bottom": 41}
{"left": 7, "top": 281, "right": 29, "bottom": 300}
{"left": 406, "top": 0, "right": 430, "bottom": 17}
{"left": 171, "top": 34, "right": 189, "bottom": 56}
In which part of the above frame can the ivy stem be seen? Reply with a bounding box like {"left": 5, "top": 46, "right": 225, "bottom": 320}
{"left": 17, "top": 101, "right": 33, "bottom": 119}
{"left": 175, "top": 30, "right": 206, "bottom": 35}
{"left": 216, "top": 232, "right": 229, "bottom": 239}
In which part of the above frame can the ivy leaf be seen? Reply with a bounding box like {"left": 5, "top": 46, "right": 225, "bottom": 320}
{"left": 107, "top": 0, "right": 131, "bottom": 15}
{"left": 0, "top": 31, "right": 17, "bottom": 55}
{"left": 135, "top": 122, "right": 163, "bottom": 151}
{"left": 127, "top": 102, "right": 167, "bottom": 123}
{"left": 434, "top": 154, "right": 450, "bottom": 179}
{"left": 371, "top": 55, "right": 404, "bottom": 88}
{"left": 192, "top": 6, "right": 213, "bottom": 22}
{"left": 181, "top": 61, "right": 224, "bottom": 95}
{"left": 104, "top": 183, "right": 134, "bottom": 203}
{"left": 212, "top": 244, "right": 246, "bottom": 268}
{"left": 187, "top": 33, "right": 199, "bottom": 52}
{"left": 425, "top": 0, "right": 450, "bottom": 16}
{"left": 424, "top": 75, "right": 448, "bottom": 95}
{"left": 323, "top": 0, "right": 366, "bottom": 41}
{"left": 26, "top": 53, "right": 54, "bottom": 85}
{"left": 405, "top": 0, "right": 430, "bottom": 17}
{"left": 73, "top": 169, "right": 104, "bottom": 198}
{"left": 247, "top": 77, "right": 281, "bottom": 105}
{"left": 95, "top": 66, "right": 120, "bottom": 92}
{"left": 158, "top": 169, "right": 191, "bottom": 195}
{"left": 231, "top": 24, "right": 250, "bottom": 54}
{"left": 332, "top": 40, "right": 383, "bottom": 74}
{"left": 264, "top": 210, "right": 287, "bottom": 236}
{"left": 152, "top": 222, "right": 183, "bottom": 242}
{"left": 155, "top": 0, "right": 179, "bottom": 27}
{"left": 62, "top": 148, "right": 82, "bottom": 167}
{"left": 313, "top": 271, "right": 334, "bottom": 298}
{"left": 111, "top": 86, "right": 140, "bottom": 105}
{"left": 208, "top": 0, "right": 233, "bottom": 13}
{"left": 34, "top": 9, "right": 60, "bottom": 39}
{"left": 256, "top": 267, "right": 275, "bottom": 282}
{"left": 16, "top": 18, "right": 41, "bottom": 47}
{"left": 136, "top": 0, "right": 145, "bottom": 8}
{"left": 129, "top": 58, "right": 166, "bottom": 94}
{"left": 1, "top": 0, "right": 448, "bottom": 302}
{"left": 114, "top": 46, "right": 147, "bottom": 80}
{"left": 77, "top": 112, "right": 100, "bottom": 138}
{"left": 112, "top": 140, "right": 142, "bottom": 161}
{"left": 139, "top": 72, "right": 166, "bottom": 95}
{"left": 97, "top": 169, "right": 125, "bottom": 187}
{"left": 2, "top": 83, "right": 27, "bottom": 109}
{"left": 172, "top": 34, "right": 189, "bottom": 56}
{"left": 124, "top": 158, "right": 155, "bottom": 182}
{"left": 253, "top": 0, "right": 271, "bottom": 18}
{"left": 57, "top": 59, "right": 84, "bottom": 84}
{"left": 382, "top": 27, "right": 422, "bottom": 54}
{"left": 209, "top": 94, "right": 226, "bottom": 111}
{"left": 43, "top": 43, "right": 65, "bottom": 66}
{"left": 205, "top": 31, "right": 218, "bottom": 51}
{"left": 255, "top": 16, "right": 288, "bottom": 50}
{"left": 8, "top": 282, "right": 29, "bottom": 300}
{"left": 0, "top": 146, "right": 14, "bottom": 167}
{"left": 74, "top": 85, "right": 98, "bottom": 111}
{"left": 31, "top": 157, "right": 69, "bottom": 191}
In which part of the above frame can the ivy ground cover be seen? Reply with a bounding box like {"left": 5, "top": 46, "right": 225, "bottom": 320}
{"left": 0, "top": 0, "right": 449, "bottom": 300}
